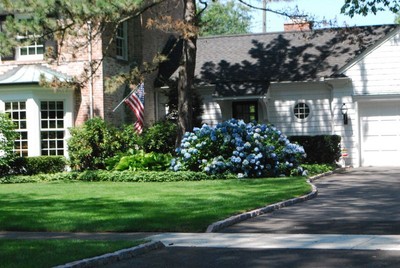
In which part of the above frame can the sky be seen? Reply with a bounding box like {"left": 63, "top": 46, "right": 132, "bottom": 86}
{"left": 248, "top": 0, "right": 397, "bottom": 33}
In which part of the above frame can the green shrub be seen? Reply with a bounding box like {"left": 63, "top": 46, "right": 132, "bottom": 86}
{"left": 67, "top": 117, "right": 140, "bottom": 170}
{"left": 141, "top": 120, "right": 177, "bottom": 154}
{"left": 0, "top": 172, "right": 79, "bottom": 184}
{"left": 106, "top": 151, "right": 172, "bottom": 171}
{"left": 7, "top": 156, "right": 66, "bottom": 175}
{"left": 25, "top": 156, "right": 67, "bottom": 175}
{"left": 0, "top": 170, "right": 236, "bottom": 184}
{"left": 289, "top": 135, "right": 341, "bottom": 165}
{"left": 0, "top": 113, "right": 18, "bottom": 176}
{"left": 301, "top": 164, "right": 335, "bottom": 177}
{"left": 77, "top": 170, "right": 236, "bottom": 182}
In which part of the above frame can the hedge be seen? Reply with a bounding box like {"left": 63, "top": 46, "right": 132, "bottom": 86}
{"left": 289, "top": 135, "right": 341, "bottom": 165}
{"left": 0, "top": 170, "right": 237, "bottom": 184}
{"left": 10, "top": 156, "right": 66, "bottom": 175}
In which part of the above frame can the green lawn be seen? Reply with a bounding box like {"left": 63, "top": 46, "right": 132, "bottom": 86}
{"left": 0, "top": 239, "right": 142, "bottom": 268}
{"left": 0, "top": 177, "right": 310, "bottom": 232}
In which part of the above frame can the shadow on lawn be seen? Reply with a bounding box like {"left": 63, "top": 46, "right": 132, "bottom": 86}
{"left": 0, "top": 179, "right": 310, "bottom": 233}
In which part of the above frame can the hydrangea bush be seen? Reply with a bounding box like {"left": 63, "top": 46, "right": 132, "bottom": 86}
{"left": 171, "top": 119, "right": 306, "bottom": 178}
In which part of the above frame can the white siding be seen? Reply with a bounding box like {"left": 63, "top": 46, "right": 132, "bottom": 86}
{"left": 199, "top": 87, "right": 223, "bottom": 126}
{"left": 345, "top": 31, "right": 400, "bottom": 95}
{"left": 269, "top": 82, "right": 333, "bottom": 136}
{"left": 331, "top": 82, "right": 360, "bottom": 167}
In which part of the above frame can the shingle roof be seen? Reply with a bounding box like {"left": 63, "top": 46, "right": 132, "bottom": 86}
{"left": 195, "top": 24, "right": 399, "bottom": 97}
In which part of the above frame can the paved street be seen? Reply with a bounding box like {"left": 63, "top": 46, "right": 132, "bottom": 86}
{"left": 103, "top": 167, "right": 400, "bottom": 267}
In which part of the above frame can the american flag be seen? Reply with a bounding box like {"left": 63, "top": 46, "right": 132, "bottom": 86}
{"left": 125, "top": 83, "right": 145, "bottom": 133}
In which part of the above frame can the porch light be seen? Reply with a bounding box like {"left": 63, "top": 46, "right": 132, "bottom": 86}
{"left": 341, "top": 103, "right": 348, "bottom": 125}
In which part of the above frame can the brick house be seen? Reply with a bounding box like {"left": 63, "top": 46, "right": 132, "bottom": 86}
{"left": 0, "top": 3, "right": 180, "bottom": 157}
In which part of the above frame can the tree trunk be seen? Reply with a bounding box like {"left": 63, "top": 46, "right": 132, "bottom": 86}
{"left": 176, "top": 0, "right": 197, "bottom": 147}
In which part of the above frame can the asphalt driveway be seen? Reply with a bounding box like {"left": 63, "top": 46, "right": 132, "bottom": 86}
{"left": 221, "top": 167, "right": 400, "bottom": 235}
{"left": 98, "top": 167, "right": 400, "bottom": 267}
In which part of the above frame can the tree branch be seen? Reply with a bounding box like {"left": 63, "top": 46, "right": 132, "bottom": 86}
{"left": 237, "top": 0, "right": 300, "bottom": 18}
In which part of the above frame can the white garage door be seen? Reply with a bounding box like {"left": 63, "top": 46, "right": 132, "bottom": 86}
{"left": 359, "top": 101, "right": 400, "bottom": 166}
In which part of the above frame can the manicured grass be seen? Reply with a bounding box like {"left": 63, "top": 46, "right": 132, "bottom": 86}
{"left": 0, "top": 178, "right": 310, "bottom": 232}
{"left": 0, "top": 239, "right": 142, "bottom": 268}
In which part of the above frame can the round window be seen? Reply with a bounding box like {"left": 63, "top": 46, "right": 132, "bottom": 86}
{"left": 294, "top": 102, "right": 310, "bottom": 119}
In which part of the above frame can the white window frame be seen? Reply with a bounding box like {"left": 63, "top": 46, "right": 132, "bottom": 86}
{"left": 40, "top": 100, "right": 65, "bottom": 156}
{"left": 4, "top": 101, "right": 29, "bottom": 157}
{"left": 293, "top": 101, "right": 311, "bottom": 121}
{"left": 0, "top": 87, "right": 73, "bottom": 157}
{"left": 116, "top": 21, "right": 128, "bottom": 60}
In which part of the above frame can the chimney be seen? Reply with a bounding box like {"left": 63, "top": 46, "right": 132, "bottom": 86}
{"left": 284, "top": 16, "right": 313, "bottom": 32}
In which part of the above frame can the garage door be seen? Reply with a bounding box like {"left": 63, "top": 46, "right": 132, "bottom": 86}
{"left": 359, "top": 101, "right": 400, "bottom": 166}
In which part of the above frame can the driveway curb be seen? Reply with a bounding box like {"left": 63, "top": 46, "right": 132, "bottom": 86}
{"left": 205, "top": 170, "right": 340, "bottom": 233}
{"left": 53, "top": 241, "right": 165, "bottom": 268}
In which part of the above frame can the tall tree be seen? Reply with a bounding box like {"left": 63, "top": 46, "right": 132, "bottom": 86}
{"left": 0, "top": 0, "right": 299, "bottom": 146}
{"left": 0, "top": 0, "right": 167, "bottom": 87}
{"left": 395, "top": 13, "right": 400, "bottom": 24}
{"left": 198, "top": 0, "right": 252, "bottom": 36}
{"left": 178, "top": 0, "right": 197, "bottom": 144}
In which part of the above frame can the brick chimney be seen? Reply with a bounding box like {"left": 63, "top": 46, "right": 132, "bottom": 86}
{"left": 284, "top": 17, "right": 313, "bottom": 32}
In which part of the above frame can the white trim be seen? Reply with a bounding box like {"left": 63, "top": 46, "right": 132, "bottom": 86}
{"left": 292, "top": 100, "right": 312, "bottom": 123}
{"left": 353, "top": 94, "right": 400, "bottom": 102}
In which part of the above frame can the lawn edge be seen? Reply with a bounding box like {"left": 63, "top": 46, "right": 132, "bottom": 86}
{"left": 53, "top": 241, "right": 165, "bottom": 268}
{"left": 205, "top": 168, "right": 346, "bottom": 233}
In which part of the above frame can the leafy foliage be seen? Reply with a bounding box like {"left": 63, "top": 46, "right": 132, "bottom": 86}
{"left": 106, "top": 151, "right": 172, "bottom": 171}
{"left": 67, "top": 117, "right": 140, "bottom": 170}
{"left": 289, "top": 135, "right": 341, "bottom": 165}
{"left": 1, "top": 170, "right": 236, "bottom": 184}
{"left": 341, "top": 0, "right": 400, "bottom": 17}
{"left": 141, "top": 120, "right": 177, "bottom": 154}
{"left": 198, "top": 0, "right": 252, "bottom": 36}
{"left": 171, "top": 119, "right": 306, "bottom": 177}
{"left": 301, "top": 164, "right": 335, "bottom": 177}
{"left": 0, "top": 113, "right": 18, "bottom": 176}
{"left": 10, "top": 156, "right": 67, "bottom": 175}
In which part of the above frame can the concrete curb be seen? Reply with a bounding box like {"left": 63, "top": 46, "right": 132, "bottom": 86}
{"left": 205, "top": 179, "right": 318, "bottom": 233}
{"left": 53, "top": 241, "right": 165, "bottom": 268}
{"left": 206, "top": 169, "right": 343, "bottom": 233}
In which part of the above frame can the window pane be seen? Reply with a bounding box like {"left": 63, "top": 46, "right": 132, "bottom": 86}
{"left": 29, "top": 47, "right": 36, "bottom": 55}
{"left": 41, "top": 102, "right": 47, "bottom": 110}
{"left": 232, "top": 101, "right": 258, "bottom": 122}
{"left": 40, "top": 101, "right": 65, "bottom": 156}
{"left": 37, "top": 46, "right": 44, "bottom": 54}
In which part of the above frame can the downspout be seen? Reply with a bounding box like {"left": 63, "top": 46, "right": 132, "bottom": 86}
{"left": 87, "top": 21, "right": 94, "bottom": 119}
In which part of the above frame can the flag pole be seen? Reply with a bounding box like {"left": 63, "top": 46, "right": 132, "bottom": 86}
{"left": 112, "top": 84, "right": 140, "bottom": 112}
